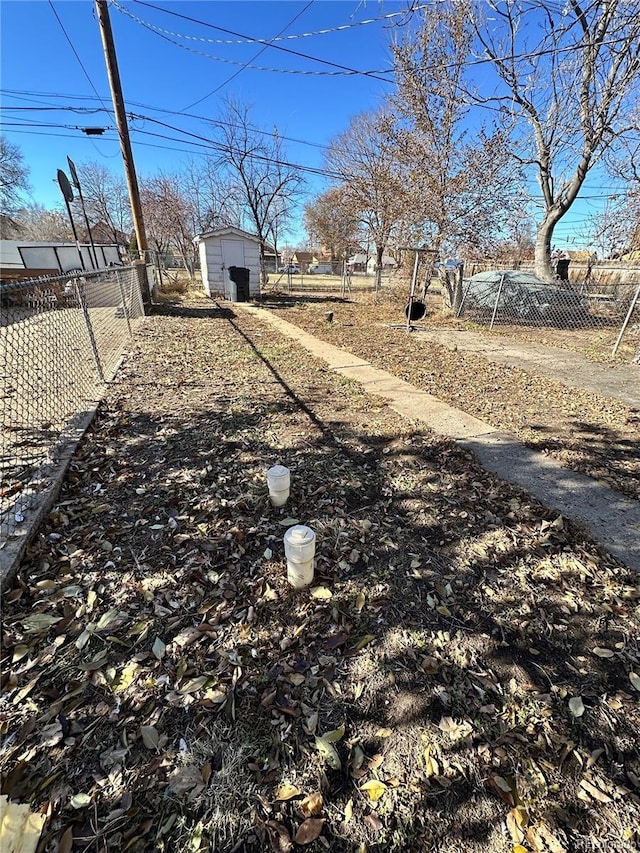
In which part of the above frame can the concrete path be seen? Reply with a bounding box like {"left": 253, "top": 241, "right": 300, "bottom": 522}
{"left": 243, "top": 306, "right": 640, "bottom": 572}
{"left": 407, "top": 328, "right": 640, "bottom": 408}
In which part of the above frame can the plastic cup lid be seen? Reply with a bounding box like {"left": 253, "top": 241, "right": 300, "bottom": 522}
{"left": 268, "top": 465, "right": 289, "bottom": 477}
{"left": 287, "top": 525, "right": 315, "bottom": 544}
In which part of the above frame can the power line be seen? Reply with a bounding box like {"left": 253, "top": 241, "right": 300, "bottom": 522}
{"left": 113, "top": 0, "right": 638, "bottom": 82}
{"left": 0, "top": 89, "right": 333, "bottom": 153}
{"left": 47, "top": 0, "right": 111, "bottom": 115}
{"left": 183, "top": 0, "right": 316, "bottom": 111}
{"left": 128, "top": 114, "right": 341, "bottom": 179}
{"left": 111, "top": 3, "right": 430, "bottom": 46}
{"left": 114, "top": 0, "right": 394, "bottom": 83}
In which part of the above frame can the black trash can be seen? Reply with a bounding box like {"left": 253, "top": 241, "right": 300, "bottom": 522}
{"left": 555, "top": 258, "right": 570, "bottom": 282}
{"left": 228, "top": 265, "right": 250, "bottom": 302}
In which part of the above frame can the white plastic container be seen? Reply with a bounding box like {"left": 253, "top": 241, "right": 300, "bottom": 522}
{"left": 284, "top": 525, "right": 316, "bottom": 589}
{"left": 267, "top": 465, "right": 290, "bottom": 507}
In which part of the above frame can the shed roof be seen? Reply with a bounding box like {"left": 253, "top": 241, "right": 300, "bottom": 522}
{"left": 196, "top": 226, "right": 262, "bottom": 244}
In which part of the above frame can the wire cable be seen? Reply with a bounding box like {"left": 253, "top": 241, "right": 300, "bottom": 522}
{"left": 114, "top": 0, "right": 394, "bottom": 83}
{"left": 0, "top": 90, "right": 333, "bottom": 153}
{"left": 47, "top": 1, "right": 112, "bottom": 114}
{"left": 183, "top": 0, "right": 315, "bottom": 111}
{"left": 112, "top": 3, "right": 430, "bottom": 46}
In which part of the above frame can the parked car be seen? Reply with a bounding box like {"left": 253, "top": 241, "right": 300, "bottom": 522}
{"left": 308, "top": 263, "right": 333, "bottom": 274}
{"left": 460, "top": 270, "right": 590, "bottom": 325}
{"left": 278, "top": 264, "right": 299, "bottom": 274}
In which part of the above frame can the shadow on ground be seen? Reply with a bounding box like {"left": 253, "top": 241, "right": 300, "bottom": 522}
{"left": 1, "top": 300, "right": 639, "bottom": 853}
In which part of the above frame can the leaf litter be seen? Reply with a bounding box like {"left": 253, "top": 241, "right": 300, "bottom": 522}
{"left": 1, "top": 293, "right": 639, "bottom": 852}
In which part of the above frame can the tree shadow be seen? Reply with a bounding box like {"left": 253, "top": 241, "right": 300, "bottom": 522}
{"left": 2, "top": 303, "right": 639, "bottom": 853}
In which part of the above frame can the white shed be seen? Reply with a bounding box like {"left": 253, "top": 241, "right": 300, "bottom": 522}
{"left": 195, "top": 226, "right": 262, "bottom": 301}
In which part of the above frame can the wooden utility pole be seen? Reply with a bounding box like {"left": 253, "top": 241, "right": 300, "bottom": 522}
{"left": 95, "top": 0, "right": 151, "bottom": 309}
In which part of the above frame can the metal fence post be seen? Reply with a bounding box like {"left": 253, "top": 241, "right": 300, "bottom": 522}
{"left": 611, "top": 282, "right": 640, "bottom": 357}
{"left": 75, "top": 278, "right": 105, "bottom": 382}
{"left": 489, "top": 273, "right": 506, "bottom": 330}
{"left": 115, "top": 270, "right": 133, "bottom": 337}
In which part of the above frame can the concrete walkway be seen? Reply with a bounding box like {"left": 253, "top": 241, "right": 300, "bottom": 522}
{"left": 408, "top": 328, "right": 640, "bottom": 408}
{"left": 243, "top": 305, "right": 640, "bottom": 572}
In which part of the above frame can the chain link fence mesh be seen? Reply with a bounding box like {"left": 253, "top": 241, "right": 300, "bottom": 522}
{"left": 1, "top": 267, "right": 145, "bottom": 543}
{"left": 454, "top": 272, "right": 640, "bottom": 356}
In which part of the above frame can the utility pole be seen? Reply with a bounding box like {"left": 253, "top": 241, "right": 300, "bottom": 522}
{"left": 95, "top": 0, "right": 151, "bottom": 309}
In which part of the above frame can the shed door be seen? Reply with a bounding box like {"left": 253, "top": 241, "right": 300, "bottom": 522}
{"left": 221, "top": 239, "right": 246, "bottom": 298}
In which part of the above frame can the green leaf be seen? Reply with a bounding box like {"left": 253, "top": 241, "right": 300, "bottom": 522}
{"left": 96, "top": 609, "right": 125, "bottom": 631}
{"left": 21, "top": 614, "right": 62, "bottom": 633}
{"left": 322, "top": 724, "right": 345, "bottom": 743}
{"left": 152, "top": 636, "right": 166, "bottom": 660}
{"left": 315, "top": 735, "right": 341, "bottom": 770}
{"left": 179, "top": 675, "right": 209, "bottom": 694}
{"left": 140, "top": 725, "right": 159, "bottom": 749}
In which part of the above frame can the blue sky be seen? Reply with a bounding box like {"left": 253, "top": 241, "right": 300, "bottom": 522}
{"left": 0, "top": 0, "right": 627, "bottom": 250}
{"left": 0, "top": 0, "right": 398, "bottom": 232}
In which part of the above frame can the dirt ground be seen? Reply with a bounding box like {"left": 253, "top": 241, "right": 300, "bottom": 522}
{"left": 1, "top": 294, "right": 639, "bottom": 853}
{"left": 262, "top": 292, "right": 640, "bottom": 503}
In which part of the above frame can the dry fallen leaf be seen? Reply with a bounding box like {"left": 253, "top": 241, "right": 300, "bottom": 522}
{"left": 266, "top": 820, "right": 293, "bottom": 853}
{"left": 592, "top": 647, "right": 614, "bottom": 658}
{"left": 629, "top": 672, "right": 640, "bottom": 692}
{"left": 323, "top": 724, "right": 345, "bottom": 743}
{"left": 579, "top": 778, "right": 613, "bottom": 803}
{"left": 140, "top": 725, "right": 159, "bottom": 750}
{"left": 310, "top": 586, "right": 332, "bottom": 599}
{"left": 294, "top": 818, "right": 324, "bottom": 845}
{"left": 152, "top": 636, "right": 166, "bottom": 660}
{"left": 299, "top": 792, "right": 323, "bottom": 818}
{"left": 344, "top": 799, "right": 353, "bottom": 823}
{"left": 274, "top": 783, "right": 301, "bottom": 801}
{"left": 568, "top": 696, "right": 585, "bottom": 718}
{"left": 70, "top": 793, "right": 92, "bottom": 809}
{"left": 360, "top": 780, "right": 387, "bottom": 803}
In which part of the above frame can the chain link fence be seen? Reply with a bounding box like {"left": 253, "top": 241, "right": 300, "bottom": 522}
{"left": 1, "top": 266, "right": 146, "bottom": 543}
{"left": 454, "top": 271, "right": 640, "bottom": 359}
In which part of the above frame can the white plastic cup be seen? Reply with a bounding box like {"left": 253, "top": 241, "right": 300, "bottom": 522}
{"left": 267, "top": 465, "right": 290, "bottom": 507}
{"left": 284, "top": 525, "right": 316, "bottom": 589}
{"left": 287, "top": 557, "right": 314, "bottom": 589}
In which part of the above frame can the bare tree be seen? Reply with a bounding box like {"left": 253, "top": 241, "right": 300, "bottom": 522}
{"left": 304, "top": 187, "right": 360, "bottom": 261}
{"left": 212, "top": 99, "right": 304, "bottom": 283}
{"left": 327, "top": 110, "right": 408, "bottom": 290}
{"left": 390, "top": 0, "right": 525, "bottom": 302}
{"left": 141, "top": 173, "right": 196, "bottom": 279}
{"left": 76, "top": 161, "right": 131, "bottom": 247}
{"left": 473, "top": 0, "right": 640, "bottom": 279}
{"left": 0, "top": 136, "right": 30, "bottom": 225}
{"left": 8, "top": 204, "right": 72, "bottom": 241}
{"left": 180, "top": 157, "right": 240, "bottom": 236}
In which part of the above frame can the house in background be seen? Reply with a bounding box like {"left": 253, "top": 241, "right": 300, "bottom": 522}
{"left": 81, "top": 220, "right": 129, "bottom": 249}
{"left": 291, "top": 250, "right": 314, "bottom": 273}
{"left": 195, "top": 226, "right": 264, "bottom": 301}
{"left": 347, "top": 252, "right": 397, "bottom": 274}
